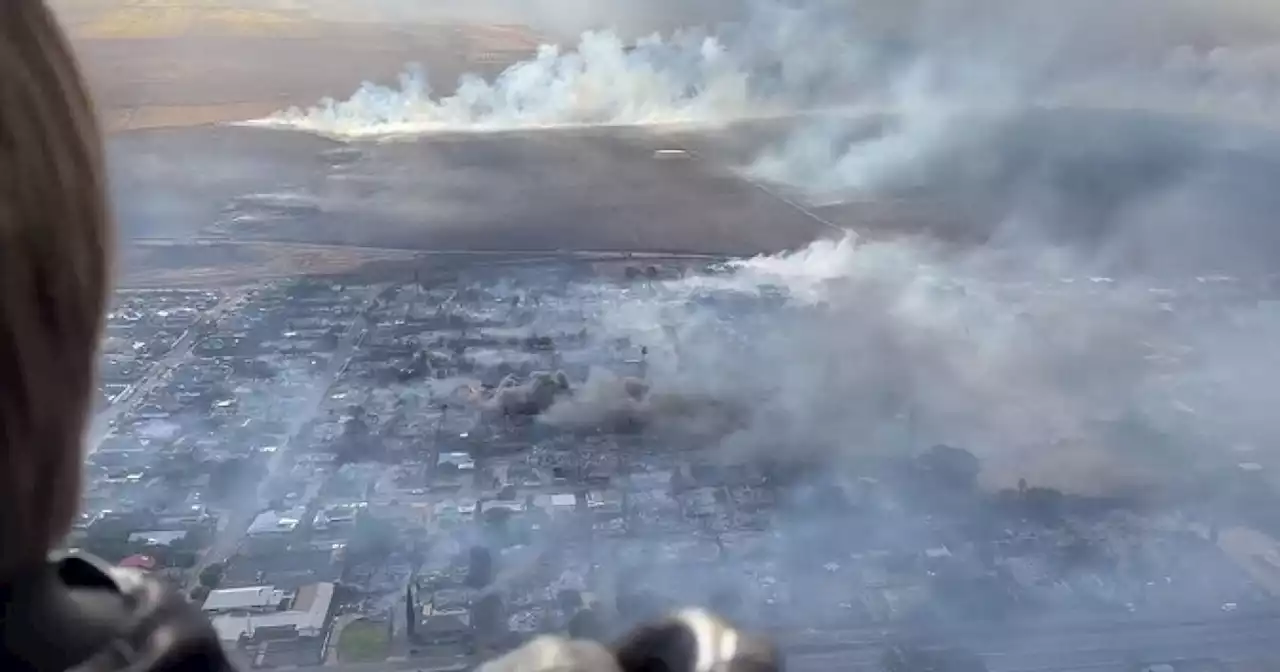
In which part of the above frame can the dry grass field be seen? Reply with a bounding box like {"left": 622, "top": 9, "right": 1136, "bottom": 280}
{"left": 119, "top": 239, "right": 422, "bottom": 288}
{"left": 51, "top": 1, "right": 544, "bottom": 132}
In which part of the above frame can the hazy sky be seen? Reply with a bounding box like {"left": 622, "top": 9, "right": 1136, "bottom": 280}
{"left": 297, "top": 0, "right": 1280, "bottom": 46}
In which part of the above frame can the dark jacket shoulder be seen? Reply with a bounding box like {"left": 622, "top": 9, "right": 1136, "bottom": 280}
{"left": 0, "top": 553, "right": 234, "bottom": 672}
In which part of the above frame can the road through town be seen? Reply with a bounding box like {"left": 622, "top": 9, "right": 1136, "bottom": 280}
{"left": 187, "top": 288, "right": 379, "bottom": 590}
{"left": 89, "top": 291, "right": 246, "bottom": 453}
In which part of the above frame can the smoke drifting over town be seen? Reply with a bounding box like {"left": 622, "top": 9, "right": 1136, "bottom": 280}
{"left": 579, "top": 235, "right": 1279, "bottom": 494}
{"left": 77, "top": 2, "right": 1280, "bottom": 663}
{"left": 241, "top": 0, "right": 1280, "bottom": 495}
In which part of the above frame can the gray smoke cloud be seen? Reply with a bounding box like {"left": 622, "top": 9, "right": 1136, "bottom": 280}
{"left": 215, "top": 0, "right": 1280, "bottom": 510}
{"left": 214, "top": 0, "right": 1280, "bottom": 643}
{"left": 245, "top": 0, "right": 1280, "bottom": 216}
{"left": 533, "top": 232, "right": 1279, "bottom": 499}
{"left": 743, "top": 0, "right": 1280, "bottom": 204}
{"left": 240, "top": 2, "right": 889, "bottom": 137}
{"left": 420, "top": 229, "right": 1280, "bottom": 641}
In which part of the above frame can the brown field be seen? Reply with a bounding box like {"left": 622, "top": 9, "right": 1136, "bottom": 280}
{"left": 52, "top": 1, "right": 544, "bottom": 132}
{"left": 119, "top": 239, "right": 421, "bottom": 287}
{"left": 69, "top": 3, "right": 827, "bottom": 281}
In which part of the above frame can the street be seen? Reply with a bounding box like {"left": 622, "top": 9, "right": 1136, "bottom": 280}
{"left": 186, "top": 288, "right": 380, "bottom": 590}
{"left": 89, "top": 291, "right": 246, "bottom": 452}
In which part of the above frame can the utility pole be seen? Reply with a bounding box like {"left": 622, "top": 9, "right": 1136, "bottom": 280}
{"left": 435, "top": 403, "right": 448, "bottom": 443}
{"left": 663, "top": 324, "right": 681, "bottom": 367}
{"left": 406, "top": 582, "right": 417, "bottom": 643}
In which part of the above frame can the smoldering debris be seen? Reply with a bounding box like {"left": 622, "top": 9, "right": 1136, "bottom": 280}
{"left": 480, "top": 370, "right": 572, "bottom": 416}
{"left": 454, "top": 232, "right": 1207, "bottom": 495}
{"left": 539, "top": 368, "right": 749, "bottom": 437}
{"left": 543, "top": 233, "right": 1280, "bottom": 496}
{"left": 471, "top": 366, "right": 749, "bottom": 438}
{"left": 237, "top": 0, "right": 1280, "bottom": 493}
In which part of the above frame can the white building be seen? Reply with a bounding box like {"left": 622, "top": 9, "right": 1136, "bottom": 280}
{"left": 246, "top": 507, "right": 306, "bottom": 536}
{"left": 437, "top": 452, "right": 475, "bottom": 471}
{"left": 532, "top": 493, "right": 577, "bottom": 517}
{"left": 209, "top": 582, "right": 335, "bottom": 642}
{"left": 481, "top": 500, "right": 526, "bottom": 514}
{"left": 202, "top": 585, "right": 289, "bottom": 615}
{"left": 586, "top": 490, "right": 623, "bottom": 516}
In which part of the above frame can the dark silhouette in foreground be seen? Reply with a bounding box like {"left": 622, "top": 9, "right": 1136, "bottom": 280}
{"left": 481, "top": 609, "right": 782, "bottom": 672}
{"left": 0, "top": 3, "right": 233, "bottom": 671}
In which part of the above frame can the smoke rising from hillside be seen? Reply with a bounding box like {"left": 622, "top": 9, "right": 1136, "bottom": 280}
{"left": 232, "top": 1, "right": 1280, "bottom": 492}
{"left": 243, "top": 0, "right": 1280, "bottom": 213}
{"left": 248, "top": 31, "right": 761, "bottom": 137}
{"left": 242, "top": 1, "right": 888, "bottom": 137}
{"left": 250, "top": 2, "right": 1280, "bottom": 134}
{"left": 212, "top": 0, "right": 1280, "bottom": 647}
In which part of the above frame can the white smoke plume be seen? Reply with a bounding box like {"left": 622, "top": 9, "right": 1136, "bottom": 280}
{"left": 243, "top": 2, "right": 875, "bottom": 138}
{"left": 743, "top": 0, "right": 1280, "bottom": 204}
{"left": 246, "top": 30, "right": 763, "bottom": 138}
{"left": 243, "top": 0, "right": 1280, "bottom": 212}
{"left": 744, "top": 62, "right": 1019, "bottom": 204}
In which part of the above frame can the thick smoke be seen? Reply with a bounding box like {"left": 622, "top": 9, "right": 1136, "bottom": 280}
{"left": 227, "top": 1, "right": 1280, "bottom": 641}
{"left": 249, "top": 0, "right": 1280, "bottom": 209}
{"left": 244, "top": 2, "right": 875, "bottom": 137}
{"left": 421, "top": 231, "right": 1280, "bottom": 637}
{"left": 235, "top": 0, "right": 1280, "bottom": 490}
{"left": 551, "top": 235, "right": 1279, "bottom": 496}
{"left": 248, "top": 31, "right": 756, "bottom": 137}
{"left": 745, "top": 0, "right": 1280, "bottom": 204}
{"left": 745, "top": 65, "right": 1019, "bottom": 204}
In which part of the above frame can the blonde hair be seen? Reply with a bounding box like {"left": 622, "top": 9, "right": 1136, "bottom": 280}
{"left": 0, "top": 0, "right": 112, "bottom": 574}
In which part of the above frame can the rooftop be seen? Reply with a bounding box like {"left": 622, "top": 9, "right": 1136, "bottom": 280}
{"left": 247, "top": 508, "right": 305, "bottom": 536}
{"left": 209, "top": 582, "right": 334, "bottom": 642}
{"left": 202, "top": 585, "right": 287, "bottom": 612}
{"left": 127, "top": 530, "right": 189, "bottom": 546}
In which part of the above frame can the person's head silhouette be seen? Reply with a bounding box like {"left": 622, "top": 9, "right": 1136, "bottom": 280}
{"left": 0, "top": 0, "right": 111, "bottom": 579}
{"left": 0, "top": 8, "right": 236, "bottom": 672}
